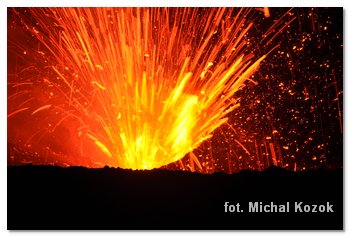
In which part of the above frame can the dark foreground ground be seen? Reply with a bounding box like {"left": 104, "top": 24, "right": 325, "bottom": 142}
{"left": 8, "top": 165, "right": 343, "bottom": 230}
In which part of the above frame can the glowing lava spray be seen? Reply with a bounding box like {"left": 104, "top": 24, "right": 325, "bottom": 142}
{"left": 8, "top": 8, "right": 267, "bottom": 169}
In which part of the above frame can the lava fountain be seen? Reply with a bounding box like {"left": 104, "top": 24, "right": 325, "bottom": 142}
{"left": 8, "top": 8, "right": 270, "bottom": 169}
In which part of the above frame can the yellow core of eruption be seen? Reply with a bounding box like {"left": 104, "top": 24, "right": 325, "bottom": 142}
{"left": 100, "top": 71, "right": 201, "bottom": 169}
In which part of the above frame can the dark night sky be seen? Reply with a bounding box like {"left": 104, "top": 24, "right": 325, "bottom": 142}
{"left": 173, "top": 8, "right": 343, "bottom": 173}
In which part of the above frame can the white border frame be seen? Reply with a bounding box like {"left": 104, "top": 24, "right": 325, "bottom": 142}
{"left": 1, "top": 1, "right": 348, "bottom": 236}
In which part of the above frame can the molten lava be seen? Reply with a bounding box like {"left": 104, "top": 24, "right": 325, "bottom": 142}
{"left": 8, "top": 8, "right": 268, "bottom": 169}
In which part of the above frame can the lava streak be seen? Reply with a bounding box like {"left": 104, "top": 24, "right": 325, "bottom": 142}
{"left": 8, "top": 8, "right": 266, "bottom": 169}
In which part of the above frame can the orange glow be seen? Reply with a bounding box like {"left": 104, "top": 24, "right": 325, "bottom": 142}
{"left": 8, "top": 8, "right": 268, "bottom": 169}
